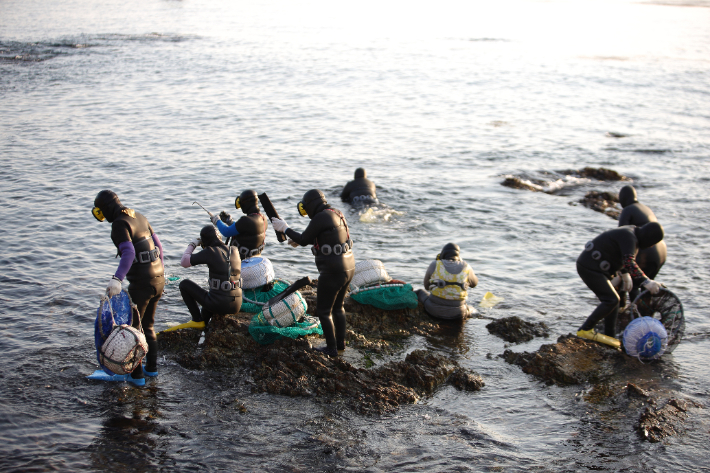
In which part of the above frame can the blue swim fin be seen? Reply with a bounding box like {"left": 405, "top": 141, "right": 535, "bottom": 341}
{"left": 86, "top": 370, "right": 128, "bottom": 382}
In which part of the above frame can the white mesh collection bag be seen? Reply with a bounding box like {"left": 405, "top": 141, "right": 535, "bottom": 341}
{"left": 241, "top": 256, "right": 275, "bottom": 289}
{"left": 350, "top": 259, "right": 391, "bottom": 291}
{"left": 260, "top": 291, "right": 307, "bottom": 328}
{"left": 100, "top": 324, "right": 148, "bottom": 374}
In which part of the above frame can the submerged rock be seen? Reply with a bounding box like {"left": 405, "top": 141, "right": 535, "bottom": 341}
{"left": 578, "top": 190, "right": 620, "bottom": 219}
{"left": 159, "top": 286, "right": 483, "bottom": 415}
{"left": 560, "top": 167, "right": 627, "bottom": 181}
{"left": 501, "top": 176, "right": 543, "bottom": 192}
{"left": 502, "top": 334, "right": 704, "bottom": 442}
{"left": 486, "top": 316, "right": 549, "bottom": 343}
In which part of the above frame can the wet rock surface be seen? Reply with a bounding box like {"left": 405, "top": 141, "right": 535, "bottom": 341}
{"left": 559, "top": 167, "right": 626, "bottom": 181}
{"left": 578, "top": 190, "right": 620, "bottom": 219}
{"left": 159, "top": 286, "right": 483, "bottom": 415}
{"left": 502, "top": 335, "right": 704, "bottom": 442}
{"left": 486, "top": 316, "right": 550, "bottom": 343}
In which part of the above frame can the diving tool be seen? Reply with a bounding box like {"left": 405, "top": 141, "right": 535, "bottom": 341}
{"left": 192, "top": 201, "right": 214, "bottom": 218}
{"left": 258, "top": 192, "right": 287, "bottom": 242}
{"left": 576, "top": 329, "right": 621, "bottom": 349}
{"left": 264, "top": 276, "right": 313, "bottom": 308}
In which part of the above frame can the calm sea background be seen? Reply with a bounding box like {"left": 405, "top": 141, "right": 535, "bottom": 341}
{"left": 1, "top": 0, "right": 709, "bottom": 470}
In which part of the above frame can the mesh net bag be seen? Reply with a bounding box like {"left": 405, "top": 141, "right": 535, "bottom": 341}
{"left": 350, "top": 283, "right": 419, "bottom": 310}
{"left": 615, "top": 288, "right": 685, "bottom": 353}
{"left": 95, "top": 290, "right": 138, "bottom": 375}
{"left": 350, "top": 259, "right": 391, "bottom": 291}
{"left": 241, "top": 279, "right": 290, "bottom": 313}
{"left": 100, "top": 324, "right": 148, "bottom": 374}
{"left": 249, "top": 292, "right": 322, "bottom": 345}
{"left": 622, "top": 316, "right": 668, "bottom": 361}
{"left": 241, "top": 256, "right": 275, "bottom": 289}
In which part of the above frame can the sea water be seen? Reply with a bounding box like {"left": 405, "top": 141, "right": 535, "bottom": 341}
{"left": 1, "top": 0, "right": 709, "bottom": 470}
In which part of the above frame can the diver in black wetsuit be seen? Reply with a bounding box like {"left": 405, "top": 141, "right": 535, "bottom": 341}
{"left": 270, "top": 189, "right": 355, "bottom": 357}
{"left": 179, "top": 225, "right": 242, "bottom": 328}
{"left": 341, "top": 168, "right": 377, "bottom": 206}
{"left": 576, "top": 222, "right": 664, "bottom": 339}
{"left": 213, "top": 189, "right": 268, "bottom": 260}
{"left": 92, "top": 190, "right": 165, "bottom": 386}
{"left": 618, "top": 185, "right": 667, "bottom": 301}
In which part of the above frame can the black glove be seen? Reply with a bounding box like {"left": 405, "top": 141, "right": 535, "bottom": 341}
{"left": 219, "top": 210, "right": 234, "bottom": 225}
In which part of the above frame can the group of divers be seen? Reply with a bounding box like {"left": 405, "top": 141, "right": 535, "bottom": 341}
{"left": 91, "top": 168, "right": 666, "bottom": 387}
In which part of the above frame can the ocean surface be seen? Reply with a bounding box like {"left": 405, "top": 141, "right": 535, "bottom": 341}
{"left": 1, "top": 0, "right": 709, "bottom": 470}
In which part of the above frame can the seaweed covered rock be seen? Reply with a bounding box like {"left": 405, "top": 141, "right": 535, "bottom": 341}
{"left": 579, "top": 191, "right": 620, "bottom": 219}
{"left": 501, "top": 177, "right": 542, "bottom": 192}
{"left": 638, "top": 398, "right": 703, "bottom": 443}
{"left": 486, "top": 316, "right": 549, "bottom": 343}
{"left": 158, "top": 287, "right": 483, "bottom": 414}
{"left": 501, "top": 334, "right": 625, "bottom": 385}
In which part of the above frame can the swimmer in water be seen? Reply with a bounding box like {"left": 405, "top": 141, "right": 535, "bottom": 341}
{"left": 341, "top": 168, "right": 378, "bottom": 206}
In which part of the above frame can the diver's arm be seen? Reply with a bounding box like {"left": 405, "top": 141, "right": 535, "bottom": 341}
{"left": 151, "top": 233, "right": 164, "bottom": 267}
{"left": 180, "top": 240, "right": 201, "bottom": 268}
{"left": 114, "top": 240, "right": 135, "bottom": 281}
{"left": 215, "top": 219, "right": 239, "bottom": 237}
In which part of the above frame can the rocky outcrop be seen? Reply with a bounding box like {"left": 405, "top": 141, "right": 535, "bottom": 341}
{"left": 502, "top": 335, "right": 704, "bottom": 442}
{"left": 159, "top": 287, "right": 483, "bottom": 415}
{"left": 579, "top": 191, "right": 620, "bottom": 219}
{"left": 486, "top": 316, "right": 549, "bottom": 343}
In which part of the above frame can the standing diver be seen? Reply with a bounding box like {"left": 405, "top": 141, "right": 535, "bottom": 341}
{"left": 212, "top": 189, "right": 268, "bottom": 260}
{"left": 576, "top": 222, "right": 664, "bottom": 345}
{"left": 176, "top": 225, "right": 242, "bottom": 330}
{"left": 270, "top": 190, "right": 355, "bottom": 357}
{"left": 92, "top": 190, "right": 164, "bottom": 386}
{"left": 415, "top": 243, "right": 479, "bottom": 321}
{"left": 618, "top": 185, "right": 667, "bottom": 302}
{"left": 341, "top": 168, "right": 377, "bottom": 206}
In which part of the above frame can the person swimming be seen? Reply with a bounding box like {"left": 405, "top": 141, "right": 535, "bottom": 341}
{"left": 341, "top": 168, "right": 378, "bottom": 206}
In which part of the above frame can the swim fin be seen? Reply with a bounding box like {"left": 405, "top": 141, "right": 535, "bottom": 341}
{"left": 86, "top": 370, "right": 128, "bottom": 382}
{"left": 576, "top": 329, "right": 621, "bottom": 349}
{"left": 127, "top": 374, "right": 146, "bottom": 387}
{"left": 143, "top": 365, "right": 158, "bottom": 377}
{"left": 161, "top": 320, "right": 205, "bottom": 332}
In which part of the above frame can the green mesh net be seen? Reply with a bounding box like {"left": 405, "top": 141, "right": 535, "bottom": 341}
{"left": 241, "top": 279, "right": 290, "bottom": 313}
{"left": 248, "top": 291, "right": 322, "bottom": 345}
{"left": 350, "top": 283, "right": 419, "bottom": 310}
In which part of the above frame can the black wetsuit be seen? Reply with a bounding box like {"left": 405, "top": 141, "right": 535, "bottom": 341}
{"left": 286, "top": 205, "right": 355, "bottom": 350}
{"left": 179, "top": 244, "right": 242, "bottom": 326}
{"left": 111, "top": 211, "right": 165, "bottom": 379}
{"left": 341, "top": 177, "right": 377, "bottom": 205}
{"left": 618, "top": 202, "right": 666, "bottom": 283}
{"left": 577, "top": 226, "right": 649, "bottom": 336}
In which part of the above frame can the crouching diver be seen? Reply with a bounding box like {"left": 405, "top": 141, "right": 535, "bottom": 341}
{"left": 415, "top": 243, "right": 478, "bottom": 321}
{"left": 271, "top": 190, "right": 355, "bottom": 357}
{"left": 176, "top": 225, "right": 242, "bottom": 330}
{"left": 92, "top": 190, "right": 165, "bottom": 386}
{"left": 618, "top": 185, "right": 667, "bottom": 301}
{"left": 212, "top": 189, "right": 268, "bottom": 260}
{"left": 341, "top": 168, "right": 378, "bottom": 206}
{"left": 576, "top": 222, "right": 664, "bottom": 346}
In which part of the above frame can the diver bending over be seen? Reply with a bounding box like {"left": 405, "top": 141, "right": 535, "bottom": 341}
{"left": 271, "top": 189, "right": 355, "bottom": 357}
{"left": 618, "top": 185, "right": 667, "bottom": 301}
{"left": 577, "top": 222, "right": 664, "bottom": 341}
{"left": 341, "top": 168, "right": 377, "bottom": 206}
{"left": 416, "top": 243, "right": 478, "bottom": 321}
{"left": 92, "top": 190, "right": 165, "bottom": 386}
{"left": 178, "top": 225, "right": 242, "bottom": 329}
{"left": 213, "top": 189, "right": 268, "bottom": 260}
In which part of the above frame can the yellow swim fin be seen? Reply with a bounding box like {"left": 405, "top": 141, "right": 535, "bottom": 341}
{"left": 161, "top": 320, "right": 205, "bottom": 333}
{"left": 479, "top": 291, "right": 504, "bottom": 308}
{"left": 576, "top": 329, "right": 621, "bottom": 349}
